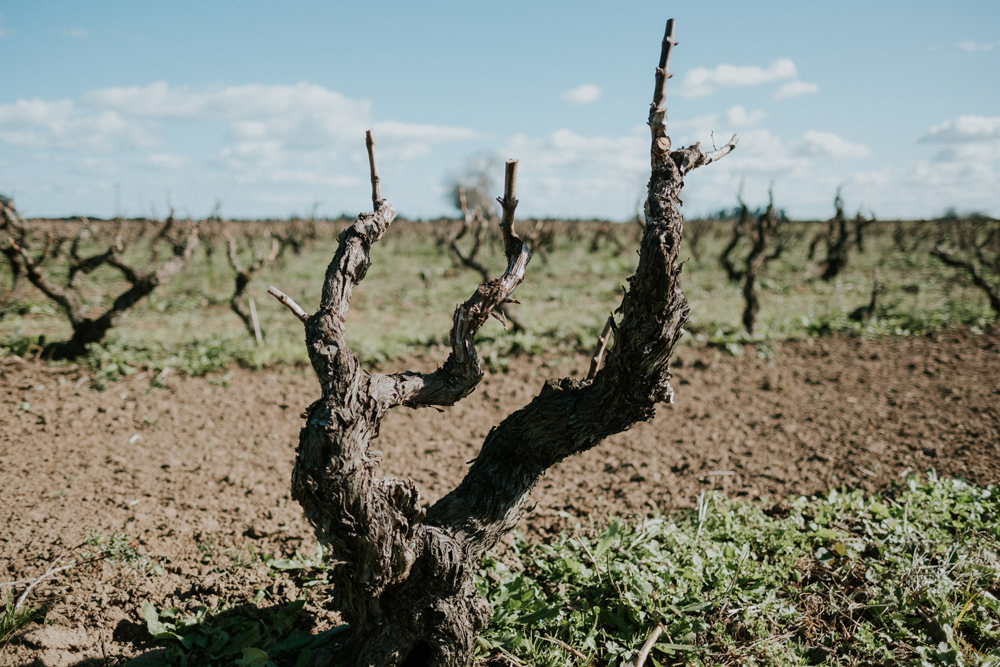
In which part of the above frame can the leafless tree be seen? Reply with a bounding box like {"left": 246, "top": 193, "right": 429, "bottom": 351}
{"left": 931, "top": 215, "right": 1000, "bottom": 314}
{"left": 852, "top": 211, "right": 875, "bottom": 253}
{"left": 225, "top": 231, "right": 280, "bottom": 339}
{"left": 1, "top": 200, "right": 199, "bottom": 359}
{"left": 522, "top": 218, "right": 556, "bottom": 264}
{"left": 819, "top": 188, "right": 852, "bottom": 282}
{"left": 739, "top": 191, "right": 784, "bottom": 333}
{"left": 589, "top": 222, "right": 626, "bottom": 255}
{"left": 720, "top": 194, "right": 753, "bottom": 283}
{"left": 0, "top": 196, "right": 23, "bottom": 300}
{"left": 849, "top": 268, "right": 884, "bottom": 322}
{"left": 437, "top": 186, "right": 525, "bottom": 332}
{"left": 684, "top": 218, "right": 711, "bottom": 262}
{"left": 273, "top": 217, "right": 318, "bottom": 259}
{"left": 267, "top": 19, "right": 736, "bottom": 666}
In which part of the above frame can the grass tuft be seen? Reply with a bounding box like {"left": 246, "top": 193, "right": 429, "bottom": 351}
{"left": 476, "top": 474, "right": 1000, "bottom": 666}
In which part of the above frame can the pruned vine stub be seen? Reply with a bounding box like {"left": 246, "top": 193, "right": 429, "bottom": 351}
{"left": 274, "top": 19, "right": 736, "bottom": 666}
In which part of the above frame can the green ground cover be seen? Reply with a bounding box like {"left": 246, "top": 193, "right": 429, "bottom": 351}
{"left": 123, "top": 475, "right": 1000, "bottom": 666}
{"left": 0, "top": 218, "right": 995, "bottom": 382}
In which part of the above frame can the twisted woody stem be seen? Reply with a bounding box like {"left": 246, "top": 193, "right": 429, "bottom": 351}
{"left": 278, "top": 18, "right": 738, "bottom": 665}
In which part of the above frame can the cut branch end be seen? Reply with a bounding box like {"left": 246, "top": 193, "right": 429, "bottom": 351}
{"left": 268, "top": 286, "right": 309, "bottom": 324}
{"left": 366, "top": 129, "right": 381, "bottom": 210}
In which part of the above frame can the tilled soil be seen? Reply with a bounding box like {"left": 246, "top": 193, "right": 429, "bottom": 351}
{"left": 2, "top": 329, "right": 999, "bottom": 665}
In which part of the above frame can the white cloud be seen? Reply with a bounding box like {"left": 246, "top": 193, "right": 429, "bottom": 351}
{"left": 724, "top": 105, "right": 767, "bottom": 127}
{"left": 957, "top": 40, "right": 997, "bottom": 52}
{"left": 508, "top": 128, "right": 646, "bottom": 171}
{"left": 375, "top": 120, "right": 479, "bottom": 145}
{"left": 0, "top": 98, "right": 157, "bottom": 151}
{"left": 921, "top": 115, "right": 1000, "bottom": 143}
{"left": 773, "top": 80, "right": 819, "bottom": 101}
{"left": 679, "top": 58, "right": 797, "bottom": 98}
{"left": 561, "top": 84, "right": 602, "bottom": 105}
{"left": 931, "top": 143, "right": 1000, "bottom": 163}
{"left": 67, "top": 28, "right": 88, "bottom": 39}
{"left": 0, "top": 81, "right": 486, "bottom": 218}
{"left": 793, "top": 131, "right": 871, "bottom": 159}
{"left": 0, "top": 27, "right": 9, "bottom": 38}
{"left": 0, "top": 81, "right": 480, "bottom": 172}
{"left": 139, "top": 153, "right": 187, "bottom": 170}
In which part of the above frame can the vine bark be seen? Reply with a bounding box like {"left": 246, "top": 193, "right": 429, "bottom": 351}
{"left": 274, "top": 22, "right": 737, "bottom": 667}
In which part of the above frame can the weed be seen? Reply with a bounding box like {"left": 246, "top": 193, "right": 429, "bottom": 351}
{"left": 0, "top": 591, "right": 40, "bottom": 650}
{"left": 475, "top": 474, "right": 1000, "bottom": 666}
{"left": 134, "top": 598, "right": 347, "bottom": 667}
{"left": 84, "top": 530, "right": 162, "bottom": 576}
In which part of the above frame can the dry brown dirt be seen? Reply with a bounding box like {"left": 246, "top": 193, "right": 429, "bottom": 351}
{"left": 2, "top": 329, "right": 999, "bottom": 665}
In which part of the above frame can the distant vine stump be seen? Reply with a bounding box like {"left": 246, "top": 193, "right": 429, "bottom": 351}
{"left": 273, "top": 20, "right": 736, "bottom": 667}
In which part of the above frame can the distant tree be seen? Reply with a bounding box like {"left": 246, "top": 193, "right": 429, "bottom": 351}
{"left": 739, "top": 191, "right": 785, "bottom": 333}
{"left": 1, "top": 201, "right": 199, "bottom": 359}
{"left": 849, "top": 268, "right": 885, "bottom": 321}
{"left": 446, "top": 154, "right": 501, "bottom": 220}
{"left": 719, "top": 192, "right": 752, "bottom": 283}
{"left": 931, "top": 214, "right": 1000, "bottom": 314}
{"left": 818, "top": 188, "right": 852, "bottom": 281}
{"left": 225, "top": 231, "right": 279, "bottom": 340}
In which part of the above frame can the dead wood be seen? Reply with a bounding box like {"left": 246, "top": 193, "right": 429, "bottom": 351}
{"left": 931, "top": 215, "right": 1000, "bottom": 314}
{"left": 819, "top": 188, "right": 852, "bottom": 282}
{"left": 849, "top": 268, "right": 884, "bottom": 322}
{"left": 720, "top": 197, "right": 752, "bottom": 282}
{"left": 272, "top": 21, "right": 736, "bottom": 667}
{"left": 225, "top": 231, "right": 280, "bottom": 338}
{"left": 589, "top": 222, "right": 626, "bottom": 255}
{"left": 740, "top": 191, "right": 783, "bottom": 333}
{"left": 1, "top": 199, "right": 199, "bottom": 359}
{"left": 439, "top": 186, "right": 526, "bottom": 332}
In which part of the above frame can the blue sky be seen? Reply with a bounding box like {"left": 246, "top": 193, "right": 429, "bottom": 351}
{"left": 1, "top": 1, "right": 998, "bottom": 220}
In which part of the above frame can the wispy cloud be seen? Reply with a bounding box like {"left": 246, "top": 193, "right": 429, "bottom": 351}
{"left": 724, "top": 105, "right": 767, "bottom": 127}
{"left": 0, "top": 81, "right": 479, "bottom": 170}
{"left": 920, "top": 115, "right": 1000, "bottom": 143}
{"left": 793, "top": 131, "right": 870, "bottom": 159}
{"left": 0, "top": 98, "right": 157, "bottom": 152}
{"left": 773, "top": 80, "right": 819, "bottom": 101}
{"left": 561, "top": 84, "right": 602, "bottom": 105}
{"left": 957, "top": 40, "right": 998, "bottom": 52}
{"left": 679, "top": 58, "right": 797, "bottom": 98}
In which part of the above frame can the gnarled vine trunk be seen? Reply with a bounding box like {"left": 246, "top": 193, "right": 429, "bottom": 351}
{"left": 272, "top": 20, "right": 736, "bottom": 667}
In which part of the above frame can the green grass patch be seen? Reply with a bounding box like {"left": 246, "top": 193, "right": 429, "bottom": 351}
{"left": 0, "top": 592, "right": 41, "bottom": 651}
{"left": 2, "top": 219, "right": 996, "bottom": 382}
{"left": 476, "top": 474, "right": 1000, "bottom": 666}
{"left": 128, "top": 476, "right": 1000, "bottom": 665}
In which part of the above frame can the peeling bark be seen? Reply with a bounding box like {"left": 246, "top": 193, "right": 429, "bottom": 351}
{"left": 275, "top": 24, "right": 737, "bottom": 667}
